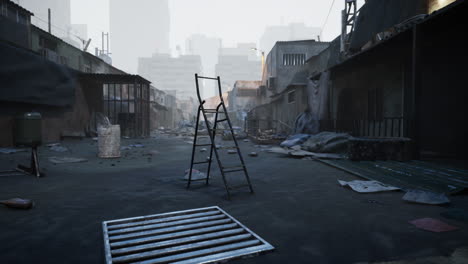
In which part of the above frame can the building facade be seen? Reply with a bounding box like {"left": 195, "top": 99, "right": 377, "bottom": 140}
{"left": 138, "top": 53, "right": 203, "bottom": 102}
{"left": 259, "top": 23, "right": 321, "bottom": 55}
{"left": 185, "top": 34, "right": 222, "bottom": 98}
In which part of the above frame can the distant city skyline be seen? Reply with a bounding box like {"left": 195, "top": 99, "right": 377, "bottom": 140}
{"left": 70, "top": 0, "right": 364, "bottom": 73}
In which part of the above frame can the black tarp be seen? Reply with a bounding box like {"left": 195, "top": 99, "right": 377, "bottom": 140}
{"left": 350, "top": 0, "right": 425, "bottom": 51}
{"left": 0, "top": 42, "right": 75, "bottom": 107}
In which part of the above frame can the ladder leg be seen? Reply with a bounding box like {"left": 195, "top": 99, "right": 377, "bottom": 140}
{"left": 205, "top": 110, "right": 219, "bottom": 185}
{"left": 221, "top": 102, "right": 255, "bottom": 194}
{"left": 187, "top": 107, "right": 201, "bottom": 189}
{"left": 214, "top": 103, "right": 232, "bottom": 199}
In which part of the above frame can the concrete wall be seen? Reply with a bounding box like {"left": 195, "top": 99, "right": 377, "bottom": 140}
{"left": 262, "top": 41, "right": 329, "bottom": 103}
{"left": 41, "top": 83, "right": 90, "bottom": 142}
{"left": 249, "top": 85, "right": 308, "bottom": 135}
{"left": 31, "top": 26, "right": 124, "bottom": 74}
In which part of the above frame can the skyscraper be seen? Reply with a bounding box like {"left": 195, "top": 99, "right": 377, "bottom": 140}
{"left": 185, "top": 34, "right": 222, "bottom": 98}
{"left": 110, "top": 0, "right": 170, "bottom": 73}
{"left": 215, "top": 43, "right": 262, "bottom": 90}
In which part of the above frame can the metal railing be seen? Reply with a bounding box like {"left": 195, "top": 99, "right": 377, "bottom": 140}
{"left": 320, "top": 117, "right": 410, "bottom": 138}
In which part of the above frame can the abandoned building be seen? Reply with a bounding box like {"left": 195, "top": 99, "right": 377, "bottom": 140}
{"left": 247, "top": 0, "right": 467, "bottom": 159}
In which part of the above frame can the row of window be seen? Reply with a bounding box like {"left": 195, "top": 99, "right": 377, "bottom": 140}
{"left": 283, "top": 53, "right": 306, "bottom": 66}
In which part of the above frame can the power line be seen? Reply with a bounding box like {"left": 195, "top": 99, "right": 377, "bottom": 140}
{"left": 32, "top": 15, "right": 103, "bottom": 53}
{"left": 319, "top": 0, "right": 337, "bottom": 38}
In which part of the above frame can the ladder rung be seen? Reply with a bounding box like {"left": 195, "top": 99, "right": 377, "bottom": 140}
{"left": 193, "top": 161, "right": 210, "bottom": 165}
{"left": 197, "top": 76, "right": 218, "bottom": 80}
{"left": 228, "top": 184, "right": 250, "bottom": 190}
{"left": 216, "top": 118, "right": 228, "bottom": 123}
{"left": 224, "top": 169, "right": 245, "bottom": 174}
{"left": 222, "top": 165, "right": 244, "bottom": 170}
{"left": 205, "top": 110, "right": 225, "bottom": 114}
{"left": 195, "top": 144, "right": 211, "bottom": 147}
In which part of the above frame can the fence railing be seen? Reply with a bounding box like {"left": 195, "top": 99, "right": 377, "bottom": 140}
{"left": 320, "top": 117, "right": 410, "bottom": 138}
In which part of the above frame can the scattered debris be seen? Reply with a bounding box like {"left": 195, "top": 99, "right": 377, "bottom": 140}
{"left": 280, "top": 134, "right": 311, "bottom": 148}
{"left": 120, "top": 146, "right": 132, "bottom": 151}
{"left": 143, "top": 150, "right": 160, "bottom": 156}
{"left": 0, "top": 148, "right": 27, "bottom": 154}
{"left": 249, "top": 152, "right": 258, "bottom": 157}
{"left": 49, "top": 145, "right": 68, "bottom": 152}
{"left": 440, "top": 208, "right": 468, "bottom": 223}
{"left": 363, "top": 199, "right": 385, "bottom": 205}
{"left": 302, "top": 132, "right": 351, "bottom": 153}
{"left": 227, "top": 149, "right": 237, "bottom": 154}
{"left": 267, "top": 147, "right": 289, "bottom": 155}
{"left": 338, "top": 180, "right": 400, "bottom": 193}
{"left": 92, "top": 137, "right": 98, "bottom": 141}
{"left": 243, "top": 139, "right": 249, "bottom": 142}
{"left": 129, "top": 144, "right": 144, "bottom": 148}
{"left": 183, "top": 169, "right": 207, "bottom": 181}
{"left": 267, "top": 146, "right": 344, "bottom": 159}
{"left": 409, "top": 218, "right": 458, "bottom": 233}
{"left": 48, "top": 156, "right": 88, "bottom": 164}
{"left": 402, "top": 190, "right": 450, "bottom": 205}
{"left": 200, "top": 148, "right": 207, "bottom": 152}
{"left": 46, "top": 143, "right": 60, "bottom": 147}
{"left": 0, "top": 198, "right": 33, "bottom": 209}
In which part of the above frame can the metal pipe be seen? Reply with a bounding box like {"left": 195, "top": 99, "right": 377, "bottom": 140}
{"left": 48, "top": 8, "right": 51, "bottom": 33}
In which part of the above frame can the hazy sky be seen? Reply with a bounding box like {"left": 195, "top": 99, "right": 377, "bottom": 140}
{"left": 71, "top": 0, "right": 363, "bottom": 57}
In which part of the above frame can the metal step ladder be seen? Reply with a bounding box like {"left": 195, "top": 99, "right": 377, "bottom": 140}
{"left": 187, "top": 74, "right": 254, "bottom": 199}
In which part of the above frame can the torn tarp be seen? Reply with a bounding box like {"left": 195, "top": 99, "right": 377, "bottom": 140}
{"left": 0, "top": 42, "right": 75, "bottom": 107}
{"left": 402, "top": 189, "right": 450, "bottom": 205}
{"left": 338, "top": 180, "right": 400, "bottom": 193}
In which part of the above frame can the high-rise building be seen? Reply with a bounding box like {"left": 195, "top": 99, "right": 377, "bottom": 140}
{"left": 260, "top": 23, "right": 321, "bottom": 54}
{"left": 215, "top": 43, "right": 261, "bottom": 90}
{"left": 138, "top": 54, "right": 203, "bottom": 101}
{"left": 110, "top": 0, "right": 170, "bottom": 73}
{"left": 185, "top": 34, "right": 222, "bottom": 98}
{"left": 19, "top": 0, "right": 71, "bottom": 39}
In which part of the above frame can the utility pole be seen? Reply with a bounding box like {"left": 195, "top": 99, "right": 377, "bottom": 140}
{"left": 48, "top": 8, "right": 51, "bottom": 34}
{"left": 341, "top": 0, "right": 357, "bottom": 54}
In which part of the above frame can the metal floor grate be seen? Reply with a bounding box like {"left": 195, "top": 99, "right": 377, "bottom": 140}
{"left": 102, "top": 206, "right": 274, "bottom": 264}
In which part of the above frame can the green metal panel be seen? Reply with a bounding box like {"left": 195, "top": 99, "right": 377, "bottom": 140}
{"left": 14, "top": 112, "right": 42, "bottom": 147}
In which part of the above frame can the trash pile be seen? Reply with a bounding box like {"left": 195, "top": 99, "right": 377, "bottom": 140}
{"left": 250, "top": 129, "right": 287, "bottom": 144}
{"left": 267, "top": 132, "right": 350, "bottom": 159}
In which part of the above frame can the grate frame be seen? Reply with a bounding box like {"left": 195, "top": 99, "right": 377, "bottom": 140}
{"left": 102, "top": 206, "right": 274, "bottom": 264}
